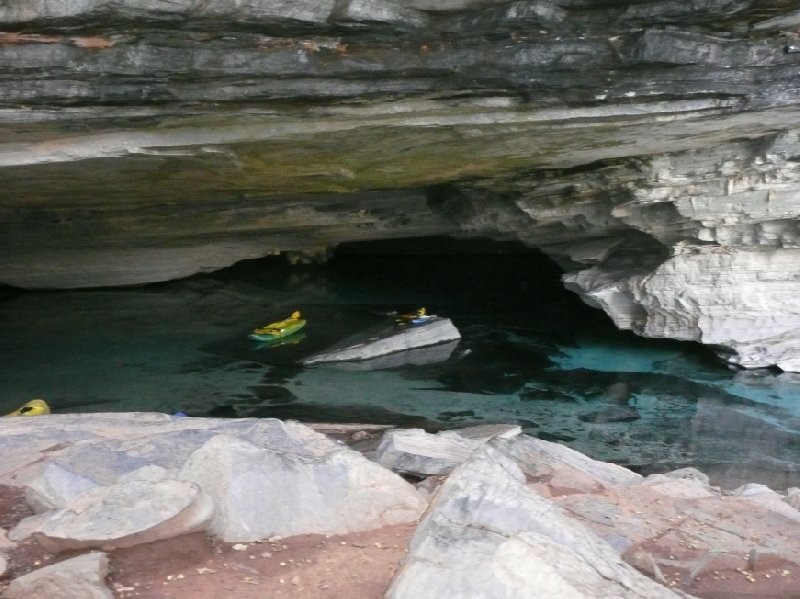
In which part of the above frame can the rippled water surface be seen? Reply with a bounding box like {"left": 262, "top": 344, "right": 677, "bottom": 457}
{"left": 2, "top": 238, "right": 800, "bottom": 489}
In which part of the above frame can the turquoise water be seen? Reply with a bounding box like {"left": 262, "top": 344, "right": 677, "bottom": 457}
{"left": 2, "top": 238, "right": 800, "bottom": 489}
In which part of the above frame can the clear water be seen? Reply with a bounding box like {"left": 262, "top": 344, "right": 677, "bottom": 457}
{"left": 2, "top": 238, "right": 800, "bottom": 490}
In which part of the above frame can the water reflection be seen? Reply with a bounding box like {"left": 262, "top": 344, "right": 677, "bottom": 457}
{"left": 1, "top": 238, "right": 800, "bottom": 488}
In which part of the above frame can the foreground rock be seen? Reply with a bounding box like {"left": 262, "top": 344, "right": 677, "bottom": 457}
{"left": 3, "top": 413, "right": 800, "bottom": 597}
{"left": 3, "top": 552, "right": 112, "bottom": 599}
{"left": 387, "top": 445, "right": 683, "bottom": 599}
{"left": 2, "top": 414, "right": 427, "bottom": 548}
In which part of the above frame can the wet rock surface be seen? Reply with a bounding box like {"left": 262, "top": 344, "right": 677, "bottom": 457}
{"left": 3, "top": 1, "right": 800, "bottom": 369}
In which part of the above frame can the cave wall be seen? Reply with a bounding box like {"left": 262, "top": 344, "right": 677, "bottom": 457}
{"left": 3, "top": 0, "right": 800, "bottom": 369}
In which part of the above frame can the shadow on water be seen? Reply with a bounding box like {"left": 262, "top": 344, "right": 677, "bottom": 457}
{"left": 3, "top": 236, "right": 800, "bottom": 487}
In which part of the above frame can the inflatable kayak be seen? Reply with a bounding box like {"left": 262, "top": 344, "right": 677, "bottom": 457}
{"left": 395, "top": 307, "right": 433, "bottom": 326}
{"left": 5, "top": 399, "right": 50, "bottom": 416}
{"left": 249, "top": 311, "right": 306, "bottom": 341}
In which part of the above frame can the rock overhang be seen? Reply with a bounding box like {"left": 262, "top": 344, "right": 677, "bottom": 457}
{"left": 3, "top": 0, "right": 800, "bottom": 370}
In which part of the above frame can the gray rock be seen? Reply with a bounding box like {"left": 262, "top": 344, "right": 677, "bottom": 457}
{"left": 3, "top": 552, "right": 113, "bottom": 599}
{"left": 731, "top": 482, "right": 777, "bottom": 497}
{"left": 331, "top": 0, "right": 431, "bottom": 27}
{"left": 0, "top": 0, "right": 338, "bottom": 24}
{"left": 302, "top": 317, "right": 461, "bottom": 365}
{"left": 1, "top": 415, "right": 341, "bottom": 488}
{"left": 316, "top": 339, "right": 460, "bottom": 371}
{"left": 21, "top": 479, "right": 213, "bottom": 553}
{"left": 786, "top": 487, "right": 800, "bottom": 510}
{"left": 493, "top": 434, "right": 642, "bottom": 489}
{"left": 24, "top": 462, "right": 99, "bottom": 513}
{"left": 386, "top": 444, "right": 684, "bottom": 599}
{"left": 375, "top": 425, "right": 520, "bottom": 476}
{"left": 0, "top": 553, "right": 6, "bottom": 578}
{"left": 179, "top": 433, "right": 427, "bottom": 541}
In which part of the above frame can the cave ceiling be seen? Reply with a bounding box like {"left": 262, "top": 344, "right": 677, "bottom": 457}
{"left": 3, "top": 0, "right": 800, "bottom": 369}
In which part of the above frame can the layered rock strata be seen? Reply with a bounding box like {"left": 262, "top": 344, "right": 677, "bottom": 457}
{"left": 3, "top": 1, "right": 800, "bottom": 368}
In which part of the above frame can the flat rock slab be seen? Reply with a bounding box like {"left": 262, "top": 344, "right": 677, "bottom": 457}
{"left": 302, "top": 317, "right": 461, "bottom": 365}
{"left": 22, "top": 479, "right": 213, "bottom": 553}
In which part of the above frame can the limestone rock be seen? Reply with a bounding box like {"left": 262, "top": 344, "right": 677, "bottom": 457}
{"left": 494, "top": 434, "right": 643, "bottom": 491}
{"left": 179, "top": 433, "right": 427, "bottom": 541}
{"left": 331, "top": 0, "right": 431, "bottom": 27}
{"left": 637, "top": 468, "right": 716, "bottom": 499}
{"left": 302, "top": 317, "right": 461, "bottom": 365}
{"left": 386, "top": 444, "right": 684, "bottom": 599}
{"left": 375, "top": 425, "right": 520, "bottom": 476}
{"left": 554, "top": 475, "right": 800, "bottom": 582}
{"left": 0, "top": 0, "right": 338, "bottom": 24}
{"left": 19, "top": 479, "right": 213, "bottom": 553}
{"left": 3, "top": 552, "right": 113, "bottom": 599}
{"left": 0, "top": 415, "right": 340, "bottom": 488}
{"left": 24, "top": 462, "right": 99, "bottom": 513}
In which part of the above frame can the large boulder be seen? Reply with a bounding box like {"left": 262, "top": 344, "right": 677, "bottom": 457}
{"left": 2, "top": 415, "right": 426, "bottom": 546}
{"left": 386, "top": 444, "right": 686, "bottom": 598}
{"left": 179, "top": 433, "right": 427, "bottom": 541}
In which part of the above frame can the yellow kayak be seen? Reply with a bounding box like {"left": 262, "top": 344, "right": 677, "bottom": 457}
{"left": 250, "top": 310, "right": 306, "bottom": 341}
{"left": 6, "top": 399, "right": 50, "bottom": 417}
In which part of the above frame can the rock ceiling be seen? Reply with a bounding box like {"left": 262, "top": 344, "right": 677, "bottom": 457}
{"left": 2, "top": 0, "right": 800, "bottom": 369}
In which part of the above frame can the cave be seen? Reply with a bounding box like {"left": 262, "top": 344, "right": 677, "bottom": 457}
{"left": 2, "top": 234, "right": 798, "bottom": 488}
{"left": 4, "top": 0, "right": 800, "bottom": 488}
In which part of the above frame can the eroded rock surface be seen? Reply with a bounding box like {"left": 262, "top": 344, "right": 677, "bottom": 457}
{"left": 3, "top": 1, "right": 800, "bottom": 369}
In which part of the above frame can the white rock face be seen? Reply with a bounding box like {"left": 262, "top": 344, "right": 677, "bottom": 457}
{"left": 179, "top": 433, "right": 427, "bottom": 541}
{"left": 565, "top": 247, "right": 800, "bottom": 370}
{"left": 3, "top": 552, "right": 113, "bottom": 599}
{"left": 551, "top": 132, "right": 800, "bottom": 370}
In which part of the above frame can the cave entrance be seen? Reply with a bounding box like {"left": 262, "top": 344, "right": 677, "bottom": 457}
{"left": 6, "top": 234, "right": 793, "bottom": 488}
{"left": 321, "top": 235, "right": 603, "bottom": 335}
